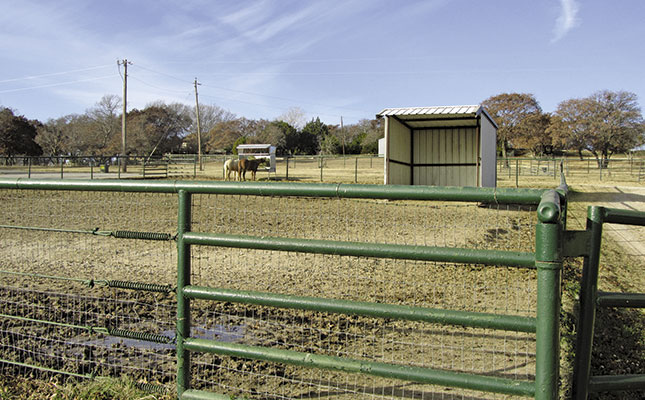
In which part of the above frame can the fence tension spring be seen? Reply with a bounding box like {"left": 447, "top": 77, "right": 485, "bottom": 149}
{"left": 86, "top": 279, "right": 175, "bottom": 293}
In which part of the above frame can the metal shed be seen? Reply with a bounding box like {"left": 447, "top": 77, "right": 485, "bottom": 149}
{"left": 377, "top": 105, "right": 498, "bottom": 187}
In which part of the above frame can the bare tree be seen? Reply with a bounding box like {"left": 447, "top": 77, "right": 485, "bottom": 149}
{"left": 86, "top": 94, "right": 121, "bottom": 152}
{"left": 278, "top": 107, "right": 307, "bottom": 130}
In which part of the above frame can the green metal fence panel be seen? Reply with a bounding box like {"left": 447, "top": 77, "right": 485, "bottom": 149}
{"left": 0, "top": 178, "right": 567, "bottom": 399}
{"left": 572, "top": 206, "right": 645, "bottom": 398}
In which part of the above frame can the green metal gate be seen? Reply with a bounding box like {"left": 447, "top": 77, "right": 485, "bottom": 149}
{"left": 0, "top": 178, "right": 569, "bottom": 399}
{"left": 571, "top": 206, "right": 645, "bottom": 398}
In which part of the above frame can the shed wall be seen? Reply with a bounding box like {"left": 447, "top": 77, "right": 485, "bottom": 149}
{"left": 385, "top": 117, "right": 411, "bottom": 185}
{"left": 413, "top": 128, "right": 477, "bottom": 187}
{"left": 479, "top": 116, "right": 497, "bottom": 187}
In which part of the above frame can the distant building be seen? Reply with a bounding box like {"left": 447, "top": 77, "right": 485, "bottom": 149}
{"left": 377, "top": 105, "right": 497, "bottom": 187}
{"left": 378, "top": 138, "right": 385, "bottom": 156}
{"left": 236, "top": 144, "right": 277, "bottom": 173}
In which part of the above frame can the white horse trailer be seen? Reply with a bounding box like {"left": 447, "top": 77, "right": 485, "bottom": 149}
{"left": 236, "top": 144, "right": 277, "bottom": 175}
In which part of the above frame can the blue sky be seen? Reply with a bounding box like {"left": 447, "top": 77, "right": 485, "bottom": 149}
{"left": 1, "top": 0, "right": 643, "bottom": 125}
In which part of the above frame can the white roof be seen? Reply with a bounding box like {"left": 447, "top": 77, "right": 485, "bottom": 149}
{"left": 237, "top": 144, "right": 274, "bottom": 149}
{"left": 376, "top": 105, "right": 497, "bottom": 129}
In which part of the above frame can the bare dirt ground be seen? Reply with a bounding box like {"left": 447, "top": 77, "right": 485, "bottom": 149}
{"left": 567, "top": 184, "right": 645, "bottom": 291}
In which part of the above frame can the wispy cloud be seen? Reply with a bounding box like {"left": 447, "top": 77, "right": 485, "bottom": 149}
{"left": 552, "top": 0, "right": 580, "bottom": 42}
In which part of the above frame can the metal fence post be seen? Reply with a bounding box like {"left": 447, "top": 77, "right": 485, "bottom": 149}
{"left": 355, "top": 157, "right": 358, "bottom": 183}
{"left": 177, "top": 190, "right": 192, "bottom": 397}
{"left": 535, "top": 190, "right": 563, "bottom": 400}
{"left": 28, "top": 157, "right": 32, "bottom": 178}
{"left": 571, "top": 206, "right": 604, "bottom": 400}
{"left": 286, "top": 157, "right": 289, "bottom": 181}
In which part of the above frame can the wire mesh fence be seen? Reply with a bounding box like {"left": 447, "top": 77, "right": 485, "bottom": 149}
{"left": 3, "top": 154, "right": 645, "bottom": 186}
{"left": 188, "top": 193, "right": 539, "bottom": 399}
{"left": 497, "top": 157, "right": 645, "bottom": 187}
{"left": 0, "top": 189, "right": 178, "bottom": 392}
{"left": 0, "top": 183, "right": 545, "bottom": 399}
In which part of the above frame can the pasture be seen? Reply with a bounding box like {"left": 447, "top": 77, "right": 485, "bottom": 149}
{"left": 2, "top": 154, "right": 645, "bottom": 187}
{"left": 0, "top": 184, "right": 542, "bottom": 399}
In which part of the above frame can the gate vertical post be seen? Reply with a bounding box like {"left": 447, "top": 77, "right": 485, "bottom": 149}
{"left": 572, "top": 206, "right": 604, "bottom": 400}
{"left": 177, "top": 190, "right": 192, "bottom": 397}
{"left": 535, "top": 190, "right": 563, "bottom": 400}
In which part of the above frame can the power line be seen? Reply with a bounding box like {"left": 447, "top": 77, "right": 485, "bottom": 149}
{"left": 132, "top": 62, "right": 372, "bottom": 116}
{"left": 199, "top": 82, "right": 370, "bottom": 115}
{"left": 129, "top": 76, "right": 192, "bottom": 95}
{"left": 0, "top": 64, "right": 114, "bottom": 85}
{"left": 197, "top": 91, "right": 365, "bottom": 121}
{"left": 131, "top": 64, "right": 193, "bottom": 85}
{"left": 0, "top": 75, "right": 116, "bottom": 94}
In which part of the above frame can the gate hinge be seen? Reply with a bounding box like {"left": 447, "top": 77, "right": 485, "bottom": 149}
{"left": 561, "top": 230, "right": 591, "bottom": 257}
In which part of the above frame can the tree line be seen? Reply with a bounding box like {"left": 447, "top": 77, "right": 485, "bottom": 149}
{"left": 482, "top": 90, "right": 645, "bottom": 168}
{"left": 0, "top": 96, "right": 382, "bottom": 160}
{"left": 1, "top": 90, "right": 643, "bottom": 168}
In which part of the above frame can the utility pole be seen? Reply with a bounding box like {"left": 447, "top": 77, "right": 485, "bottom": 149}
{"left": 194, "top": 78, "right": 203, "bottom": 171}
{"left": 118, "top": 59, "right": 132, "bottom": 173}
{"left": 340, "top": 116, "right": 346, "bottom": 157}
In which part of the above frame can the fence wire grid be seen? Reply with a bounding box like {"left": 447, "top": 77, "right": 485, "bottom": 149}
{"left": 1, "top": 187, "right": 539, "bottom": 399}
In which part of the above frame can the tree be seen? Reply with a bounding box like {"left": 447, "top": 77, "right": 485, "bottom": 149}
{"left": 548, "top": 98, "right": 591, "bottom": 160}
{"left": 549, "top": 90, "right": 645, "bottom": 167}
{"left": 277, "top": 107, "right": 307, "bottom": 130}
{"left": 86, "top": 94, "right": 121, "bottom": 153}
{"left": 345, "top": 119, "right": 383, "bottom": 154}
{"left": 319, "top": 133, "right": 341, "bottom": 155}
{"left": 0, "top": 108, "right": 42, "bottom": 158}
{"left": 183, "top": 104, "right": 237, "bottom": 153}
{"left": 481, "top": 93, "right": 545, "bottom": 160}
{"left": 36, "top": 116, "right": 73, "bottom": 156}
{"left": 299, "top": 117, "right": 326, "bottom": 154}
{"left": 231, "top": 136, "right": 247, "bottom": 155}
{"left": 265, "top": 120, "right": 298, "bottom": 155}
{"left": 204, "top": 117, "right": 266, "bottom": 154}
{"left": 120, "top": 104, "right": 191, "bottom": 158}
{"left": 514, "top": 113, "right": 556, "bottom": 155}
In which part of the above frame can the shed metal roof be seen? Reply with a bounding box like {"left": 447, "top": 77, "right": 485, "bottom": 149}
{"left": 237, "top": 144, "right": 275, "bottom": 149}
{"left": 376, "top": 105, "right": 497, "bottom": 129}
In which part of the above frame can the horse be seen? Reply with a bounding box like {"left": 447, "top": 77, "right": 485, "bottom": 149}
{"left": 224, "top": 159, "right": 243, "bottom": 181}
{"left": 239, "top": 158, "right": 266, "bottom": 181}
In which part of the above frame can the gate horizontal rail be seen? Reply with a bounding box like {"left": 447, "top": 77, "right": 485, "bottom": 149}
{"left": 0, "top": 177, "right": 545, "bottom": 203}
{"left": 183, "top": 338, "right": 536, "bottom": 397}
{"left": 182, "top": 232, "right": 537, "bottom": 268}
{"left": 183, "top": 286, "right": 537, "bottom": 333}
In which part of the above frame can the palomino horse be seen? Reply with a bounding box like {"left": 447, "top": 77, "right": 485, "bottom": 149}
{"left": 239, "top": 158, "right": 266, "bottom": 181}
{"left": 224, "top": 159, "right": 243, "bottom": 181}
